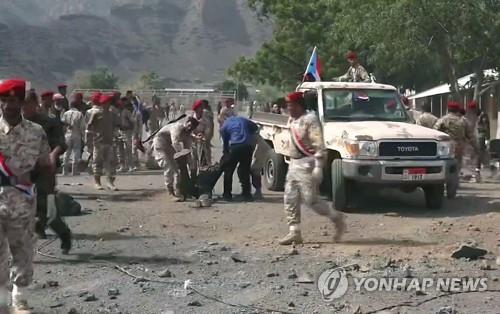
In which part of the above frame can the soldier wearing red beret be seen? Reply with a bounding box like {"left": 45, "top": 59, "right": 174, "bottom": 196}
{"left": 335, "top": 50, "right": 370, "bottom": 83}
{"left": 86, "top": 94, "right": 118, "bottom": 190}
{"left": 279, "top": 91, "right": 345, "bottom": 245}
{"left": 0, "top": 79, "right": 52, "bottom": 312}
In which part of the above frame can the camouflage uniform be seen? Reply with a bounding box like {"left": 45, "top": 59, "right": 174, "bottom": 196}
{"left": 61, "top": 107, "right": 85, "bottom": 175}
{"left": 281, "top": 112, "right": 345, "bottom": 245}
{"left": 0, "top": 117, "right": 50, "bottom": 307}
{"left": 463, "top": 112, "right": 481, "bottom": 178}
{"left": 153, "top": 121, "right": 193, "bottom": 196}
{"left": 109, "top": 106, "right": 125, "bottom": 170}
{"left": 477, "top": 111, "right": 490, "bottom": 167}
{"left": 192, "top": 109, "right": 215, "bottom": 170}
{"left": 338, "top": 64, "right": 370, "bottom": 82}
{"left": 416, "top": 112, "right": 438, "bottom": 129}
{"left": 132, "top": 109, "right": 142, "bottom": 168}
{"left": 88, "top": 108, "right": 117, "bottom": 177}
{"left": 434, "top": 112, "right": 471, "bottom": 170}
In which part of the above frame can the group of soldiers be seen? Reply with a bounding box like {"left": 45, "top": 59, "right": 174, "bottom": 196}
{"left": 413, "top": 99, "right": 490, "bottom": 182}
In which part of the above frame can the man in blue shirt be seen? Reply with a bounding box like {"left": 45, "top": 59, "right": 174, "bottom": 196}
{"left": 220, "top": 116, "right": 258, "bottom": 201}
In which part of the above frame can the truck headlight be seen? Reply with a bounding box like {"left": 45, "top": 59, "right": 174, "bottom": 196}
{"left": 437, "top": 141, "right": 453, "bottom": 158}
{"left": 346, "top": 141, "right": 377, "bottom": 157}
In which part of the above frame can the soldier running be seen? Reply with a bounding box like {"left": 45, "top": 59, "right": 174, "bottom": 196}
{"left": 153, "top": 116, "right": 199, "bottom": 201}
{"left": 279, "top": 91, "right": 346, "bottom": 245}
{"left": 87, "top": 94, "right": 118, "bottom": 190}
{"left": 336, "top": 51, "right": 370, "bottom": 83}
{"left": 434, "top": 101, "right": 474, "bottom": 176}
{"left": 0, "top": 79, "right": 52, "bottom": 313}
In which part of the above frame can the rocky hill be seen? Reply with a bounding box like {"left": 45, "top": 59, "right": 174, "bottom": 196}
{"left": 0, "top": 0, "right": 271, "bottom": 89}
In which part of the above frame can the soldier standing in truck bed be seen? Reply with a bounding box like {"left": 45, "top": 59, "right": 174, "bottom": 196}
{"left": 336, "top": 51, "right": 370, "bottom": 83}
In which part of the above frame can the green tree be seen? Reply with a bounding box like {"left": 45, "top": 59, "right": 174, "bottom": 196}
{"left": 215, "top": 80, "right": 249, "bottom": 100}
{"left": 139, "top": 71, "right": 164, "bottom": 89}
{"left": 87, "top": 67, "right": 119, "bottom": 89}
{"left": 233, "top": 0, "right": 500, "bottom": 99}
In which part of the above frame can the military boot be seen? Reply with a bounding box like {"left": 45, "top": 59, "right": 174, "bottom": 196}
{"left": 94, "top": 176, "right": 103, "bottom": 190}
{"left": 279, "top": 227, "right": 303, "bottom": 245}
{"left": 11, "top": 285, "right": 30, "bottom": 314}
{"left": 166, "top": 186, "right": 175, "bottom": 196}
{"left": 173, "top": 189, "right": 185, "bottom": 202}
{"left": 107, "top": 177, "right": 117, "bottom": 191}
{"left": 60, "top": 231, "right": 72, "bottom": 255}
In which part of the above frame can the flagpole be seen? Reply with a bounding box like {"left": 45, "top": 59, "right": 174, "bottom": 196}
{"left": 302, "top": 46, "right": 317, "bottom": 83}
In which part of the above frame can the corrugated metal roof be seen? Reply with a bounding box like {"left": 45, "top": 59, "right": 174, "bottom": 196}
{"left": 409, "top": 69, "right": 499, "bottom": 100}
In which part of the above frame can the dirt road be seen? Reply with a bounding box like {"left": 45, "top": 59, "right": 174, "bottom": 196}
{"left": 29, "top": 168, "right": 500, "bottom": 313}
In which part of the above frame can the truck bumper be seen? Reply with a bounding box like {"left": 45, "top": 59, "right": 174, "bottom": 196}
{"left": 342, "top": 159, "right": 456, "bottom": 184}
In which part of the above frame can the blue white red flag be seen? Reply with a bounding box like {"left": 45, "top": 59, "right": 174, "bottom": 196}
{"left": 303, "top": 46, "right": 321, "bottom": 82}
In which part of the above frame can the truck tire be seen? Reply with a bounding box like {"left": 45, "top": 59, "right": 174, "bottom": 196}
{"left": 423, "top": 184, "right": 444, "bottom": 209}
{"left": 331, "top": 159, "right": 348, "bottom": 211}
{"left": 263, "top": 150, "right": 287, "bottom": 191}
{"left": 446, "top": 172, "right": 459, "bottom": 199}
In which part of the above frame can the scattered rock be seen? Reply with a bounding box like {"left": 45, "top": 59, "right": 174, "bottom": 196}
{"left": 220, "top": 246, "right": 230, "bottom": 251}
{"left": 358, "top": 265, "right": 370, "bottom": 273}
{"left": 415, "top": 290, "right": 427, "bottom": 296}
{"left": 239, "top": 282, "right": 251, "bottom": 289}
{"left": 451, "top": 245, "right": 487, "bottom": 260}
{"left": 288, "top": 247, "right": 299, "bottom": 256}
{"left": 297, "top": 273, "right": 314, "bottom": 284}
{"left": 300, "top": 291, "right": 309, "bottom": 296}
{"left": 472, "top": 226, "right": 481, "bottom": 232}
{"left": 158, "top": 269, "right": 173, "bottom": 278}
{"left": 288, "top": 271, "right": 298, "bottom": 279}
{"left": 67, "top": 308, "right": 79, "bottom": 314}
{"left": 272, "top": 284, "right": 284, "bottom": 290}
{"left": 496, "top": 256, "right": 500, "bottom": 266}
{"left": 204, "top": 260, "right": 218, "bottom": 265}
{"left": 208, "top": 242, "right": 219, "bottom": 246}
{"left": 231, "top": 255, "right": 246, "bottom": 263}
{"left": 117, "top": 226, "right": 130, "bottom": 233}
{"left": 436, "top": 306, "right": 456, "bottom": 314}
{"left": 321, "top": 231, "right": 329, "bottom": 236}
{"left": 47, "top": 280, "right": 59, "bottom": 287}
{"left": 288, "top": 302, "right": 295, "bottom": 308}
{"left": 84, "top": 294, "right": 98, "bottom": 302}
{"left": 311, "top": 244, "right": 321, "bottom": 249}
{"left": 187, "top": 300, "right": 202, "bottom": 307}
{"left": 78, "top": 291, "right": 89, "bottom": 297}
{"left": 108, "top": 289, "right": 120, "bottom": 297}
{"left": 266, "top": 272, "right": 279, "bottom": 278}
{"left": 186, "top": 270, "right": 193, "bottom": 275}
{"left": 133, "top": 277, "right": 147, "bottom": 284}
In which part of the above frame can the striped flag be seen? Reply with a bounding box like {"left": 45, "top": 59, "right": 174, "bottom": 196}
{"left": 303, "top": 46, "right": 321, "bottom": 82}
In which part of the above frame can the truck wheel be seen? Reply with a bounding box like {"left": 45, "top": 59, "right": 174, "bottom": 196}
{"left": 423, "top": 184, "right": 444, "bottom": 209}
{"left": 264, "top": 150, "right": 287, "bottom": 191}
{"left": 331, "top": 159, "right": 348, "bottom": 211}
{"left": 446, "top": 172, "right": 459, "bottom": 199}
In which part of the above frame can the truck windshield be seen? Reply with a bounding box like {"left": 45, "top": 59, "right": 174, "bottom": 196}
{"left": 322, "top": 89, "right": 410, "bottom": 122}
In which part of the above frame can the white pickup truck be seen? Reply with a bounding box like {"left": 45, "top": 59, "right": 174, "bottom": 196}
{"left": 252, "top": 82, "right": 458, "bottom": 210}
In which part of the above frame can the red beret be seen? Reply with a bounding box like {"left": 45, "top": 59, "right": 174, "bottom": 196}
{"left": 192, "top": 99, "right": 203, "bottom": 111}
{"left": 57, "top": 84, "right": 67, "bottom": 89}
{"left": 447, "top": 100, "right": 461, "bottom": 110}
{"left": 345, "top": 51, "right": 358, "bottom": 60}
{"left": 99, "top": 94, "right": 114, "bottom": 105}
{"left": 467, "top": 100, "right": 478, "bottom": 109}
{"left": 41, "top": 90, "right": 54, "bottom": 98}
{"left": 285, "top": 91, "right": 304, "bottom": 103}
{"left": 0, "top": 79, "right": 26, "bottom": 100}
{"left": 90, "top": 92, "right": 102, "bottom": 103}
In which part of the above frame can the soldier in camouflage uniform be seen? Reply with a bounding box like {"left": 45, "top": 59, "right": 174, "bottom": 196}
{"left": 463, "top": 101, "right": 482, "bottom": 181}
{"left": 87, "top": 94, "right": 118, "bottom": 190}
{"left": 434, "top": 101, "right": 475, "bottom": 174}
{"left": 119, "top": 98, "right": 136, "bottom": 172}
{"left": 250, "top": 133, "right": 271, "bottom": 200}
{"left": 0, "top": 79, "right": 51, "bottom": 313}
{"left": 416, "top": 102, "right": 438, "bottom": 129}
{"left": 84, "top": 93, "right": 102, "bottom": 168}
{"left": 23, "top": 91, "right": 72, "bottom": 254}
{"left": 279, "top": 92, "right": 346, "bottom": 245}
{"left": 336, "top": 51, "right": 370, "bottom": 83}
{"left": 476, "top": 105, "right": 490, "bottom": 169}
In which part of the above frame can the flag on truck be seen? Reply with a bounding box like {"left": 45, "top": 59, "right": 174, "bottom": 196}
{"left": 303, "top": 46, "right": 321, "bottom": 82}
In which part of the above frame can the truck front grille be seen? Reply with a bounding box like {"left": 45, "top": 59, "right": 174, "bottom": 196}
{"left": 379, "top": 142, "right": 437, "bottom": 157}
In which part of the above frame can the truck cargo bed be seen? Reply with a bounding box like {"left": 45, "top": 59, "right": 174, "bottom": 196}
{"left": 252, "top": 112, "right": 289, "bottom": 127}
